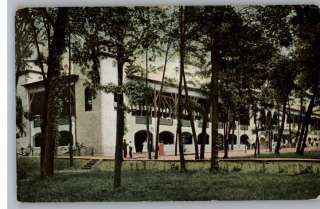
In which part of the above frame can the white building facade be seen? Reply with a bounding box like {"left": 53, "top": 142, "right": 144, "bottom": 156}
{"left": 16, "top": 58, "right": 320, "bottom": 156}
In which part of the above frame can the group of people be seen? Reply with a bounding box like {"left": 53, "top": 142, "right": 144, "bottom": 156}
{"left": 122, "top": 139, "right": 134, "bottom": 158}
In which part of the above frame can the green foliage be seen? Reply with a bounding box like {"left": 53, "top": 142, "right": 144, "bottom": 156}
{"left": 255, "top": 5, "right": 293, "bottom": 47}
{"left": 15, "top": 8, "right": 36, "bottom": 84}
{"left": 125, "top": 80, "right": 153, "bottom": 106}
{"left": 232, "top": 166, "right": 242, "bottom": 172}
{"left": 16, "top": 96, "right": 25, "bottom": 137}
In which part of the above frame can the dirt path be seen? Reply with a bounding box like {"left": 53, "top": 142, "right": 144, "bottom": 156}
{"left": 57, "top": 147, "right": 320, "bottom": 161}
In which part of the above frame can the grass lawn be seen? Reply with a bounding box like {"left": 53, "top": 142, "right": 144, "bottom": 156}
{"left": 17, "top": 157, "right": 320, "bottom": 202}
{"left": 254, "top": 151, "right": 320, "bottom": 159}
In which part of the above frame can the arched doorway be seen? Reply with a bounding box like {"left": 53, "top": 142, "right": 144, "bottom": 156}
{"left": 240, "top": 134, "right": 250, "bottom": 149}
{"left": 159, "top": 131, "right": 174, "bottom": 144}
{"left": 197, "top": 133, "right": 209, "bottom": 144}
{"left": 182, "top": 132, "right": 192, "bottom": 144}
{"left": 59, "top": 131, "right": 73, "bottom": 146}
{"left": 134, "top": 130, "right": 153, "bottom": 152}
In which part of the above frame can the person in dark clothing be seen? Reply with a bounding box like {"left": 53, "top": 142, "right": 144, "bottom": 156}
{"left": 123, "top": 139, "right": 128, "bottom": 158}
{"left": 128, "top": 140, "right": 133, "bottom": 158}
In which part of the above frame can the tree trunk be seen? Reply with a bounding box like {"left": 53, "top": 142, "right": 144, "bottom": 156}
{"left": 177, "top": 6, "right": 186, "bottom": 171}
{"left": 275, "top": 99, "right": 287, "bottom": 155}
{"left": 288, "top": 101, "right": 292, "bottom": 147}
{"left": 41, "top": 8, "right": 68, "bottom": 177}
{"left": 29, "top": 10, "right": 49, "bottom": 176}
{"left": 253, "top": 111, "right": 259, "bottom": 158}
{"left": 223, "top": 118, "right": 229, "bottom": 159}
{"left": 145, "top": 48, "right": 152, "bottom": 159}
{"left": 297, "top": 93, "right": 316, "bottom": 155}
{"left": 295, "top": 96, "right": 303, "bottom": 150}
{"left": 40, "top": 84, "right": 48, "bottom": 176}
{"left": 182, "top": 69, "right": 199, "bottom": 160}
{"left": 301, "top": 124, "right": 310, "bottom": 154}
{"left": 174, "top": 128, "right": 178, "bottom": 156}
{"left": 155, "top": 42, "right": 171, "bottom": 159}
{"left": 68, "top": 29, "right": 73, "bottom": 167}
{"left": 200, "top": 102, "right": 210, "bottom": 159}
{"left": 114, "top": 59, "right": 125, "bottom": 188}
{"left": 231, "top": 121, "right": 235, "bottom": 149}
{"left": 210, "top": 34, "right": 219, "bottom": 172}
{"left": 230, "top": 118, "right": 236, "bottom": 151}
{"left": 296, "top": 118, "right": 306, "bottom": 154}
{"left": 230, "top": 112, "right": 234, "bottom": 151}
{"left": 295, "top": 96, "right": 304, "bottom": 153}
{"left": 268, "top": 130, "right": 272, "bottom": 152}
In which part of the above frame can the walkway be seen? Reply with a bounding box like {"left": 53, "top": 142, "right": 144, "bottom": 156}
{"left": 57, "top": 147, "right": 320, "bottom": 162}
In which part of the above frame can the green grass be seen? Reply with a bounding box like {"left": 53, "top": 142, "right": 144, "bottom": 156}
{"left": 18, "top": 170, "right": 320, "bottom": 201}
{"left": 17, "top": 157, "right": 320, "bottom": 202}
{"left": 95, "top": 160, "right": 320, "bottom": 176}
{"left": 256, "top": 151, "right": 320, "bottom": 159}
{"left": 17, "top": 157, "right": 87, "bottom": 179}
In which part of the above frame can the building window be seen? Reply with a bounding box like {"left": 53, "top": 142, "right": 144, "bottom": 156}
{"left": 182, "top": 132, "right": 193, "bottom": 144}
{"left": 85, "top": 87, "right": 93, "bottom": 111}
{"left": 33, "top": 133, "right": 43, "bottom": 147}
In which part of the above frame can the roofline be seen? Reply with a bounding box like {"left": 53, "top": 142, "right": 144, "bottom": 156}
{"left": 126, "top": 75, "right": 207, "bottom": 94}
{"left": 22, "top": 74, "right": 79, "bottom": 89}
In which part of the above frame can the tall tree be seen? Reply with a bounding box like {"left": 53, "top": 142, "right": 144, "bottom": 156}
{"left": 16, "top": 8, "right": 70, "bottom": 176}
{"left": 270, "top": 56, "right": 297, "bottom": 155}
{"left": 42, "top": 8, "right": 69, "bottom": 176}
{"left": 15, "top": 9, "right": 34, "bottom": 87}
{"left": 139, "top": 8, "right": 163, "bottom": 159}
{"left": 72, "top": 7, "right": 158, "bottom": 187}
{"left": 67, "top": 25, "right": 73, "bottom": 167}
{"left": 177, "top": 6, "right": 186, "bottom": 171}
{"left": 291, "top": 5, "right": 320, "bottom": 155}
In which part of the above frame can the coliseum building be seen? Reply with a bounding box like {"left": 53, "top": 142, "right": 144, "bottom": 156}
{"left": 16, "top": 57, "right": 320, "bottom": 156}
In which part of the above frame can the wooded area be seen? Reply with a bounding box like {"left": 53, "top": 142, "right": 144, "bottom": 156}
{"left": 16, "top": 6, "right": 320, "bottom": 190}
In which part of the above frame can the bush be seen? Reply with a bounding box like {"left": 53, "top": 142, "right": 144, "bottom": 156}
{"left": 299, "top": 165, "right": 313, "bottom": 175}
{"left": 232, "top": 166, "right": 242, "bottom": 172}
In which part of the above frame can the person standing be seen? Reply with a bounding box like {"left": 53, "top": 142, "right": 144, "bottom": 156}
{"left": 128, "top": 140, "right": 134, "bottom": 158}
{"left": 123, "top": 139, "right": 128, "bottom": 158}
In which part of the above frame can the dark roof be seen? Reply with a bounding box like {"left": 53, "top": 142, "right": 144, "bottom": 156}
{"left": 126, "top": 75, "right": 207, "bottom": 94}
{"left": 22, "top": 74, "right": 79, "bottom": 89}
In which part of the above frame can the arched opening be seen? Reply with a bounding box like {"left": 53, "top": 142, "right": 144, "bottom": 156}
{"left": 228, "top": 134, "right": 237, "bottom": 145}
{"left": 159, "top": 131, "right": 174, "bottom": 144}
{"left": 240, "top": 134, "right": 249, "bottom": 145}
{"left": 33, "top": 133, "right": 43, "bottom": 147}
{"left": 59, "top": 131, "right": 73, "bottom": 146}
{"left": 182, "top": 132, "right": 192, "bottom": 144}
{"left": 197, "top": 133, "right": 209, "bottom": 144}
{"left": 134, "top": 130, "right": 153, "bottom": 152}
{"left": 312, "top": 138, "right": 317, "bottom": 146}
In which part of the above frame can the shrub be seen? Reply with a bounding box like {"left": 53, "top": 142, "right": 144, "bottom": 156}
{"left": 232, "top": 166, "right": 242, "bottom": 172}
